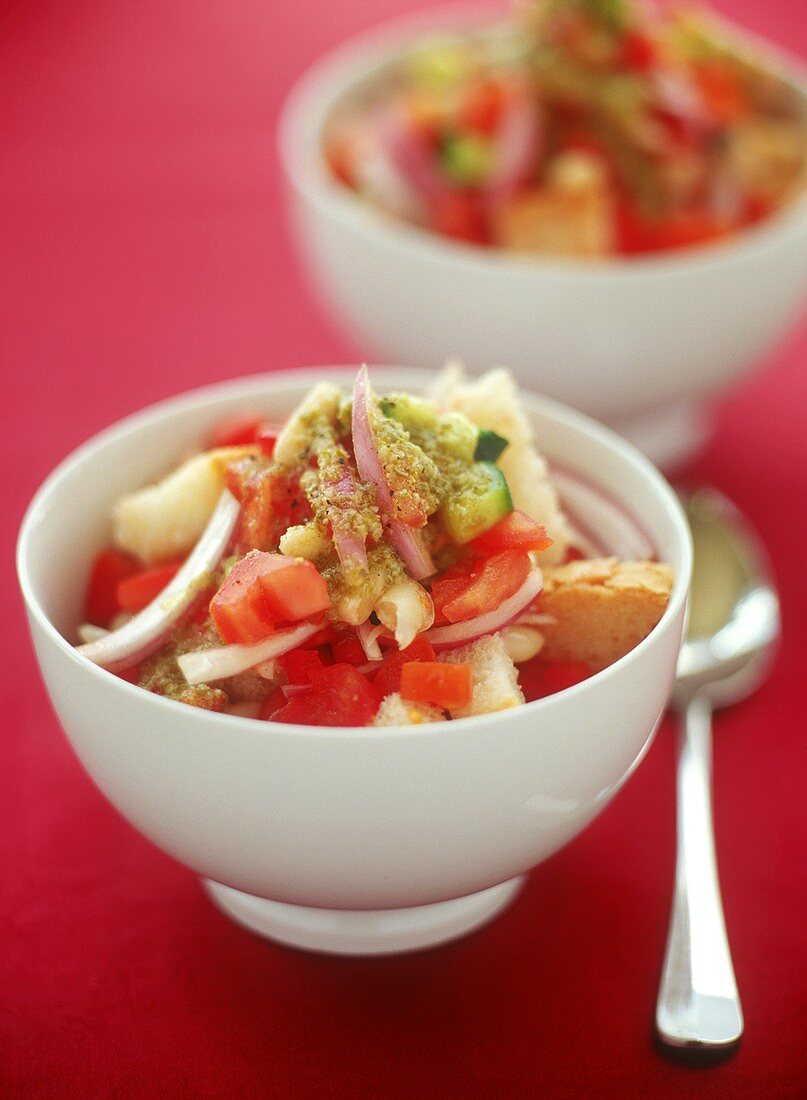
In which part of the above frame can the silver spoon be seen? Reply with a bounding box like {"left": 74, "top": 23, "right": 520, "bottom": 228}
{"left": 656, "top": 488, "right": 780, "bottom": 1050}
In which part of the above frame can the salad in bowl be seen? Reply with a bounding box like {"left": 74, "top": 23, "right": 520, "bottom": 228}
{"left": 77, "top": 365, "right": 673, "bottom": 727}
{"left": 18, "top": 366, "right": 690, "bottom": 952}
{"left": 325, "top": 0, "right": 807, "bottom": 256}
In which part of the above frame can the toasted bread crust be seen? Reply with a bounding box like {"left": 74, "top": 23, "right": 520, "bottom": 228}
{"left": 537, "top": 558, "right": 674, "bottom": 671}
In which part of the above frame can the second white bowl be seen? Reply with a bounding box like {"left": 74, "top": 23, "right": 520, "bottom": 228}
{"left": 279, "top": 4, "right": 807, "bottom": 468}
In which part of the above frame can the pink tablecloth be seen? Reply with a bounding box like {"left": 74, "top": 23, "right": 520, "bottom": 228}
{"left": 3, "top": 2, "right": 807, "bottom": 1096}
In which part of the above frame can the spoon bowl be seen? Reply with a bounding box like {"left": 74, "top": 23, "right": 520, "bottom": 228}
{"left": 657, "top": 488, "right": 781, "bottom": 1050}
{"left": 675, "top": 489, "right": 781, "bottom": 707}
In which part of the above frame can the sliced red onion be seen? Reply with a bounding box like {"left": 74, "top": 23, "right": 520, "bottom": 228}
{"left": 550, "top": 467, "right": 656, "bottom": 560}
{"left": 357, "top": 620, "right": 385, "bottom": 662}
{"left": 78, "top": 489, "right": 241, "bottom": 671}
{"left": 487, "top": 95, "right": 543, "bottom": 199}
{"left": 354, "top": 143, "right": 426, "bottom": 223}
{"left": 281, "top": 683, "right": 312, "bottom": 700}
{"left": 333, "top": 530, "right": 367, "bottom": 570}
{"left": 178, "top": 620, "right": 322, "bottom": 686}
{"left": 426, "top": 568, "right": 543, "bottom": 651}
{"left": 375, "top": 105, "right": 451, "bottom": 203}
{"left": 328, "top": 468, "right": 368, "bottom": 570}
{"left": 515, "top": 612, "right": 556, "bottom": 627}
{"left": 388, "top": 525, "right": 435, "bottom": 582}
{"left": 652, "top": 69, "right": 713, "bottom": 137}
{"left": 351, "top": 366, "right": 435, "bottom": 580}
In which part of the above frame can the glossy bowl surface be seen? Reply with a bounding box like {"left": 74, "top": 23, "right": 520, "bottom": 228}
{"left": 18, "top": 367, "right": 690, "bottom": 915}
{"left": 279, "top": 4, "right": 807, "bottom": 466}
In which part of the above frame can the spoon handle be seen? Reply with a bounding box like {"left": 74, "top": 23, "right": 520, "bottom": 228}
{"left": 656, "top": 693, "right": 743, "bottom": 1049}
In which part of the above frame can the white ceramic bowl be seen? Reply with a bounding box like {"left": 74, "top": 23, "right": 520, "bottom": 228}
{"left": 279, "top": 4, "right": 807, "bottom": 468}
{"left": 18, "top": 367, "right": 691, "bottom": 955}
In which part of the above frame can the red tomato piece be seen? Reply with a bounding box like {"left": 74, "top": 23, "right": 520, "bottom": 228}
{"left": 207, "top": 415, "right": 264, "bottom": 449}
{"left": 372, "top": 635, "right": 437, "bottom": 698}
{"left": 277, "top": 648, "right": 325, "bottom": 686}
{"left": 400, "top": 662, "right": 472, "bottom": 711}
{"left": 621, "top": 31, "right": 658, "bottom": 72}
{"left": 458, "top": 78, "right": 508, "bottom": 135}
{"left": 615, "top": 198, "right": 727, "bottom": 254}
{"left": 520, "top": 658, "right": 592, "bottom": 702}
{"left": 431, "top": 551, "right": 531, "bottom": 624}
{"left": 542, "top": 662, "right": 591, "bottom": 694}
{"left": 210, "top": 552, "right": 331, "bottom": 645}
{"left": 691, "top": 60, "right": 749, "bottom": 125}
{"left": 259, "top": 685, "right": 288, "bottom": 720}
{"left": 85, "top": 547, "right": 139, "bottom": 627}
{"left": 271, "top": 665, "right": 381, "bottom": 727}
{"left": 116, "top": 562, "right": 182, "bottom": 613}
{"left": 432, "top": 193, "right": 489, "bottom": 245}
{"left": 331, "top": 634, "right": 367, "bottom": 666}
{"left": 306, "top": 624, "right": 337, "bottom": 648}
{"left": 470, "top": 511, "right": 553, "bottom": 555}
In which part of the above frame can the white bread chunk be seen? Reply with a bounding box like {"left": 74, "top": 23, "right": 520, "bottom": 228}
{"left": 111, "top": 446, "right": 253, "bottom": 566}
{"left": 372, "top": 693, "right": 446, "bottom": 726}
{"left": 439, "top": 634, "right": 524, "bottom": 719}
{"left": 538, "top": 557, "right": 674, "bottom": 671}
{"left": 273, "top": 383, "right": 342, "bottom": 467}
{"left": 278, "top": 521, "right": 331, "bottom": 562}
{"left": 494, "top": 154, "right": 615, "bottom": 257}
{"left": 432, "top": 364, "right": 570, "bottom": 564}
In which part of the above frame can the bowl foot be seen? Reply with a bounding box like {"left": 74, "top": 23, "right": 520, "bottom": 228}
{"left": 610, "top": 400, "right": 712, "bottom": 470}
{"left": 202, "top": 875, "right": 526, "bottom": 956}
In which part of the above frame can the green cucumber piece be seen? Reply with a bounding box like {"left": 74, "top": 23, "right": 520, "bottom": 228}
{"left": 379, "top": 393, "right": 437, "bottom": 431}
{"left": 474, "top": 429, "right": 509, "bottom": 463}
{"left": 441, "top": 462, "right": 513, "bottom": 543}
{"left": 441, "top": 132, "right": 494, "bottom": 187}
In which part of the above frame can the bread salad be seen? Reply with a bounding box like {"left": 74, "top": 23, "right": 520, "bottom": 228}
{"left": 324, "top": 0, "right": 807, "bottom": 256}
{"left": 77, "top": 367, "right": 673, "bottom": 726}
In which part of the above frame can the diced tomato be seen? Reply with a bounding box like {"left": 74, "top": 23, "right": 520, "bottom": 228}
{"left": 85, "top": 547, "right": 139, "bottom": 627}
{"left": 542, "top": 662, "right": 591, "bottom": 694}
{"left": 615, "top": 199, "right": 726, "bottom": 254}
{"left": 271, "top": 664, "right": 381, "bottom": 727}
{"left": 621, "top": 31, "right": 658, "bottom": 72}
{"left": 400, "top": 661, "right": 472, "bottom": 711}
{"left": 331, "top": 634, "right": 367, "bottom": 666}
{"left": 277, "top": 648, "right": 325, "bottom": 686}
{"left": 255, "top": 425, "right": 279, "bottom": 457}
{"left": 431, "top": 550, "right": 531, "bottom": 624}
{"left": 306, "top": 624, "right": 337, "bottom": 648}
{"left": 520, "top": 658, "right": 592, "bottom": 702}
{"left": 372, "top": 634, "right": 437, "bottom": 698}
{"left": 207, "top": 415, "right": 264, "bottom": 449}
{"left": 116, "top": 562, "right": 182, "bottom": 613}
{"left": 564, "top": 546, "right": 587, "bottom": 564}
{"left": 691, "top": 60, "right": 749, "bottom": 125}
{"left": 470, "top": 511, "right": 553, "bottom": 555}
{"left": 210, "top": 552, "right": 331, "bottom": 645}
{"left": 229, "top": 462, "right": 311, "bottom": 552}
{"left": 648, "top": 213, "right": 727, "bottom": 252}
{"left": 743, "top": 194, "right": 772, "bottom": 226}
{"left": 431, "top": 192, "right": 489, "bottom": 245}
{"left": 259, "top": 685, "right": 288, "bottom": 720}
{"left": 458, "top": 78, "right": 508, "bottom": 135}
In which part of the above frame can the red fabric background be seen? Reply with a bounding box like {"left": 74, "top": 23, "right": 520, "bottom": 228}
{"left": 3, "top": 1, "right": 806, "bottom": 1096}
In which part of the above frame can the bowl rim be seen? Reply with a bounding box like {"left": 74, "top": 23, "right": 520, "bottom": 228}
{"left": 278, "top": 0, "right": 807, "bottom": 279}
{"left": 17, "top": 365, "right": 692, "bottom": 739}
